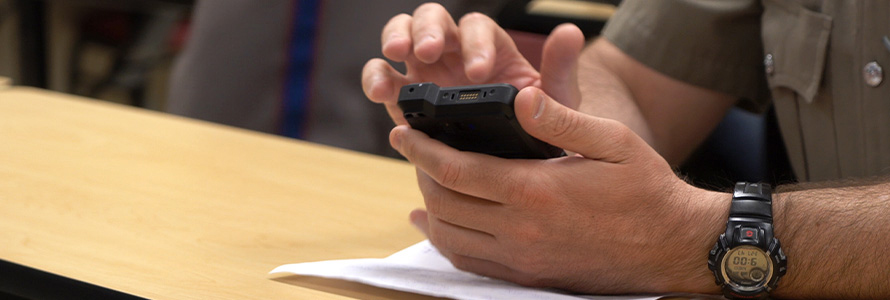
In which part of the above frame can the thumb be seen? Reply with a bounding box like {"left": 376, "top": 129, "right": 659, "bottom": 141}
{"left": 540, "top": 23, "right": 584, "bottom": 109}
{"left": 515, "top": 87, "right": 647, "bottom": 163}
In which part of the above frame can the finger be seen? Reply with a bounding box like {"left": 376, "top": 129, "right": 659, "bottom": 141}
{"left": 384, "top": 103, "right": 408, "bottom": 126}
{"left": 440, "top": 252, "right": 533, "bottom": 286}
{"left": 362, "top": 58, "right": 410, "bottom": 104}
{"left": 540, "top": 23, "right": 585, "bottom": 109}
{"left": 390, "top": 125, "right": 532, "bottom": 204}
{"left": 412, "top": 209, "right": 533, "bottom": 285}
{"left": 411, "top": 209, "right": 503, "bottom": 262}
{"left": 381, "top": 14, "right": 414, "bottom": 61}
{"left": 409, "top": 209, "right": 431, "bottom": 236}
{"left": 411, "top": 3, "right": 459, "bottom": 64}
{"left": 457, "top": 13, "right": 498, "bottom": 82}
{"left": 416, "top": 170, "right": 504, "bottom": 233}
{"left": 426, "top": 216, "right": 503, "bottom": 261}
{"left": 514, "top": 87, "right": 649, "bottom": 163}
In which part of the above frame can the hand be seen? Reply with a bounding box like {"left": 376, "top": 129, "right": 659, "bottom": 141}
{"left": 362, "top": 3, "right": 584, "bottom": 125}
{"left": 390, "top": 86, "right": 727, "bottom": 294}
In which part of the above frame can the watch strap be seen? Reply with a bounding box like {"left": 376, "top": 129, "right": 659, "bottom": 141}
{"left": 730, "top": 182, "right": 773, "bottom": 222}
{"left": 725, "top": 182, "right": 775, "bottom": 249}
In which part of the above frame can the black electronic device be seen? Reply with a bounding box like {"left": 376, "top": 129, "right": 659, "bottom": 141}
{"left": 397, "top": 83, "right": 564, "bottom": 159}
{"left": 708, "top": 182, "right": 787, "bottom": 300}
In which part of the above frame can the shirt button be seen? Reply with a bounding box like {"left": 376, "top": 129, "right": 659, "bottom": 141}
{"left": 764, "top": 54, "right": 775, "bottom": 75}
{"left": 864, "top": 61, "right": 883, "bottom": 87}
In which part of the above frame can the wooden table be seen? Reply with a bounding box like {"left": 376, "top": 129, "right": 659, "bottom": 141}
{"left": 0, "top": 87, "right": 427, "bottom": 299}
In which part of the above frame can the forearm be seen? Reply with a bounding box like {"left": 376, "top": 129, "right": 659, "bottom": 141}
{"left": 575, "top": 38, "right": 737, "bottom": 165}
{"left": 772, "top": 179, "right": 890, "bottom": 298}
{"left": 576, "top": 39, "right": 656, "bottom": 149}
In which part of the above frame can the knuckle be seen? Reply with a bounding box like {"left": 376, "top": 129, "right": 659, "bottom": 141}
{"left": 360, "top": 64, "right": 375, "bottom": 91}
{"left": 361, "top": 61, "right": 386, "bottom": 96}
{"left": 427, "top": 223, "right": 448, "bottom": 248}
{"left": 506, "top": 181, "right": 535, "bottom": 209}
{"left": 447, "top": 254, "right": 474, "bottom": 272}
{"left": 445, "top": 252, "right": 467, "bottom": 268}
{"left": 422, "top": 191, "right": 447, "bottom": 216}
{"left": 385, "top": 13, "right": 412, "bottom": 29}
{"left": 458, "top": 12, "right": 489, "bottom": 25}
{"left": 362, "top": 58, "right": 384, "bottom": 76}
{"left": 384, "top": 14, "right": 413, "bottom": 37}
{"left": 412, "top": 3, "right": 449, "bottom": 36}
{"left": 601, "top": 119, "right": 638, "bottom": 158}
{"left": 393, "top": 13, "right": 412, "bottom": 21}
{"left": 512, "top": 255, "right": 545, "bottom": 281}
{"left": 461, "top": 35, "right": 488, "bottom": 52}
{"left": 433, "top": 158, "right": 465, "bottom": 189}
{"left": 505, "top": 227, "right": 546, "bottom": 273}
{"left": 414, "top": 2, "right": 446, "bottom": 16}
{"left": 399, "top": 133, "right": 417, "bottom": 159}
{"left": 546, "top": 109, "right": 582, "bottom": 142}
{"left": 428, "top": 224, "right": 464, "bottom": 255}
{"left": 506, "top": 173, "right": 553, "bottom": 210}
{"left": 514, "top": 225, "right": 544, "bottom": 249}
{"left": 608, "top": 119, "right": 635, "bottom": 143}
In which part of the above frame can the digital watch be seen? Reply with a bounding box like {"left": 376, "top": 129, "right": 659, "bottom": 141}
{"left": 708, "top": 182, "right": 787, "bottom": 299}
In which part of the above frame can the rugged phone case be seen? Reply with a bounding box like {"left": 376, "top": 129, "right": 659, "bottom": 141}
{"left": 397, "top": 82, "right": 564, "bottom": 159}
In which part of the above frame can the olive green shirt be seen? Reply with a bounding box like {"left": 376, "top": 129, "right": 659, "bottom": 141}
{"left": 602, "top": 0, "right": 890, "bottom": 182}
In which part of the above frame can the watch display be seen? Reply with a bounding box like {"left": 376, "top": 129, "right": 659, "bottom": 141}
{"left": 721, "top": 245, "right": 772, "bottom": 288}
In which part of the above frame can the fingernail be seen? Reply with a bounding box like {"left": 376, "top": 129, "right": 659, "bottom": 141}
{"left": 533, "top": 92, "right": 546, "bottom": 119}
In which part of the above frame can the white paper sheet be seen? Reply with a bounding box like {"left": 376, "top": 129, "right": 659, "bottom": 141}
{"left": 270, "top": 240, "right": 666, "bottom": 300}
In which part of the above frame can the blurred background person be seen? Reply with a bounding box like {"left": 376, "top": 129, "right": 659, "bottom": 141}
{"left": 166, "top": 0, "right": 506, "bottom": 157}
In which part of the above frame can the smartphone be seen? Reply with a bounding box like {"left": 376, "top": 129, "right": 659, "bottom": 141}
{"left": 397, "top": 82, "right": 564, "bottom": 159}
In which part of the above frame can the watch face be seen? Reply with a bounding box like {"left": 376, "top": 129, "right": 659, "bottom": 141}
{"left": 721, "top": 245, "right": 773, "bottom": 288}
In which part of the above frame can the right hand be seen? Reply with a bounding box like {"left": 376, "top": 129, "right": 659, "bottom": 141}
{"left": 361, "top": 2, "right": 585, "bottom": 125}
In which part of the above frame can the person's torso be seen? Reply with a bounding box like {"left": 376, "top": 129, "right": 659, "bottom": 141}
{"left": 762, "top": 0, "right": 890, "bottom": 181}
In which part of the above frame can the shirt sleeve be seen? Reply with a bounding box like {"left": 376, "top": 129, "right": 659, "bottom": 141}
{"left": 601, "top": 0, "right": 770, "bottom": 111}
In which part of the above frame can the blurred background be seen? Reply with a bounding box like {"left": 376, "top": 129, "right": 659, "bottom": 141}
{"left": 0, "top": 0, "right": 616, "bottom": 154}
{"left": 1, "top": 0, "right": 786, "bottom": 189}
{"left": 0, "top": 0, "right": 192, "bottom": 109}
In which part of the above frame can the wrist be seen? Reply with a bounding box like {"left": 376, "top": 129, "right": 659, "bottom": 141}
{"left": 656, "top": 184, "right": 728, "bottom": 294}
{"left": 768, "top": 189, "right": 794, "bottom": 298}
{"left": 687, "top": 188, "right": 730, "bottom": 294}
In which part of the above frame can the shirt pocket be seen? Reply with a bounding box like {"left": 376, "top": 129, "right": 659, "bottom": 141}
{"left": 760, "top": 0, "right": 832, "bottom": 103}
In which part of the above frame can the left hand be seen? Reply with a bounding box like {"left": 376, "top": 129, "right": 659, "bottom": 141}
{"left": 390, "top": 87, "right": 726, "bottom": 294}
{"left": 361, "top": 4, "right": 585, "bottom": 125}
